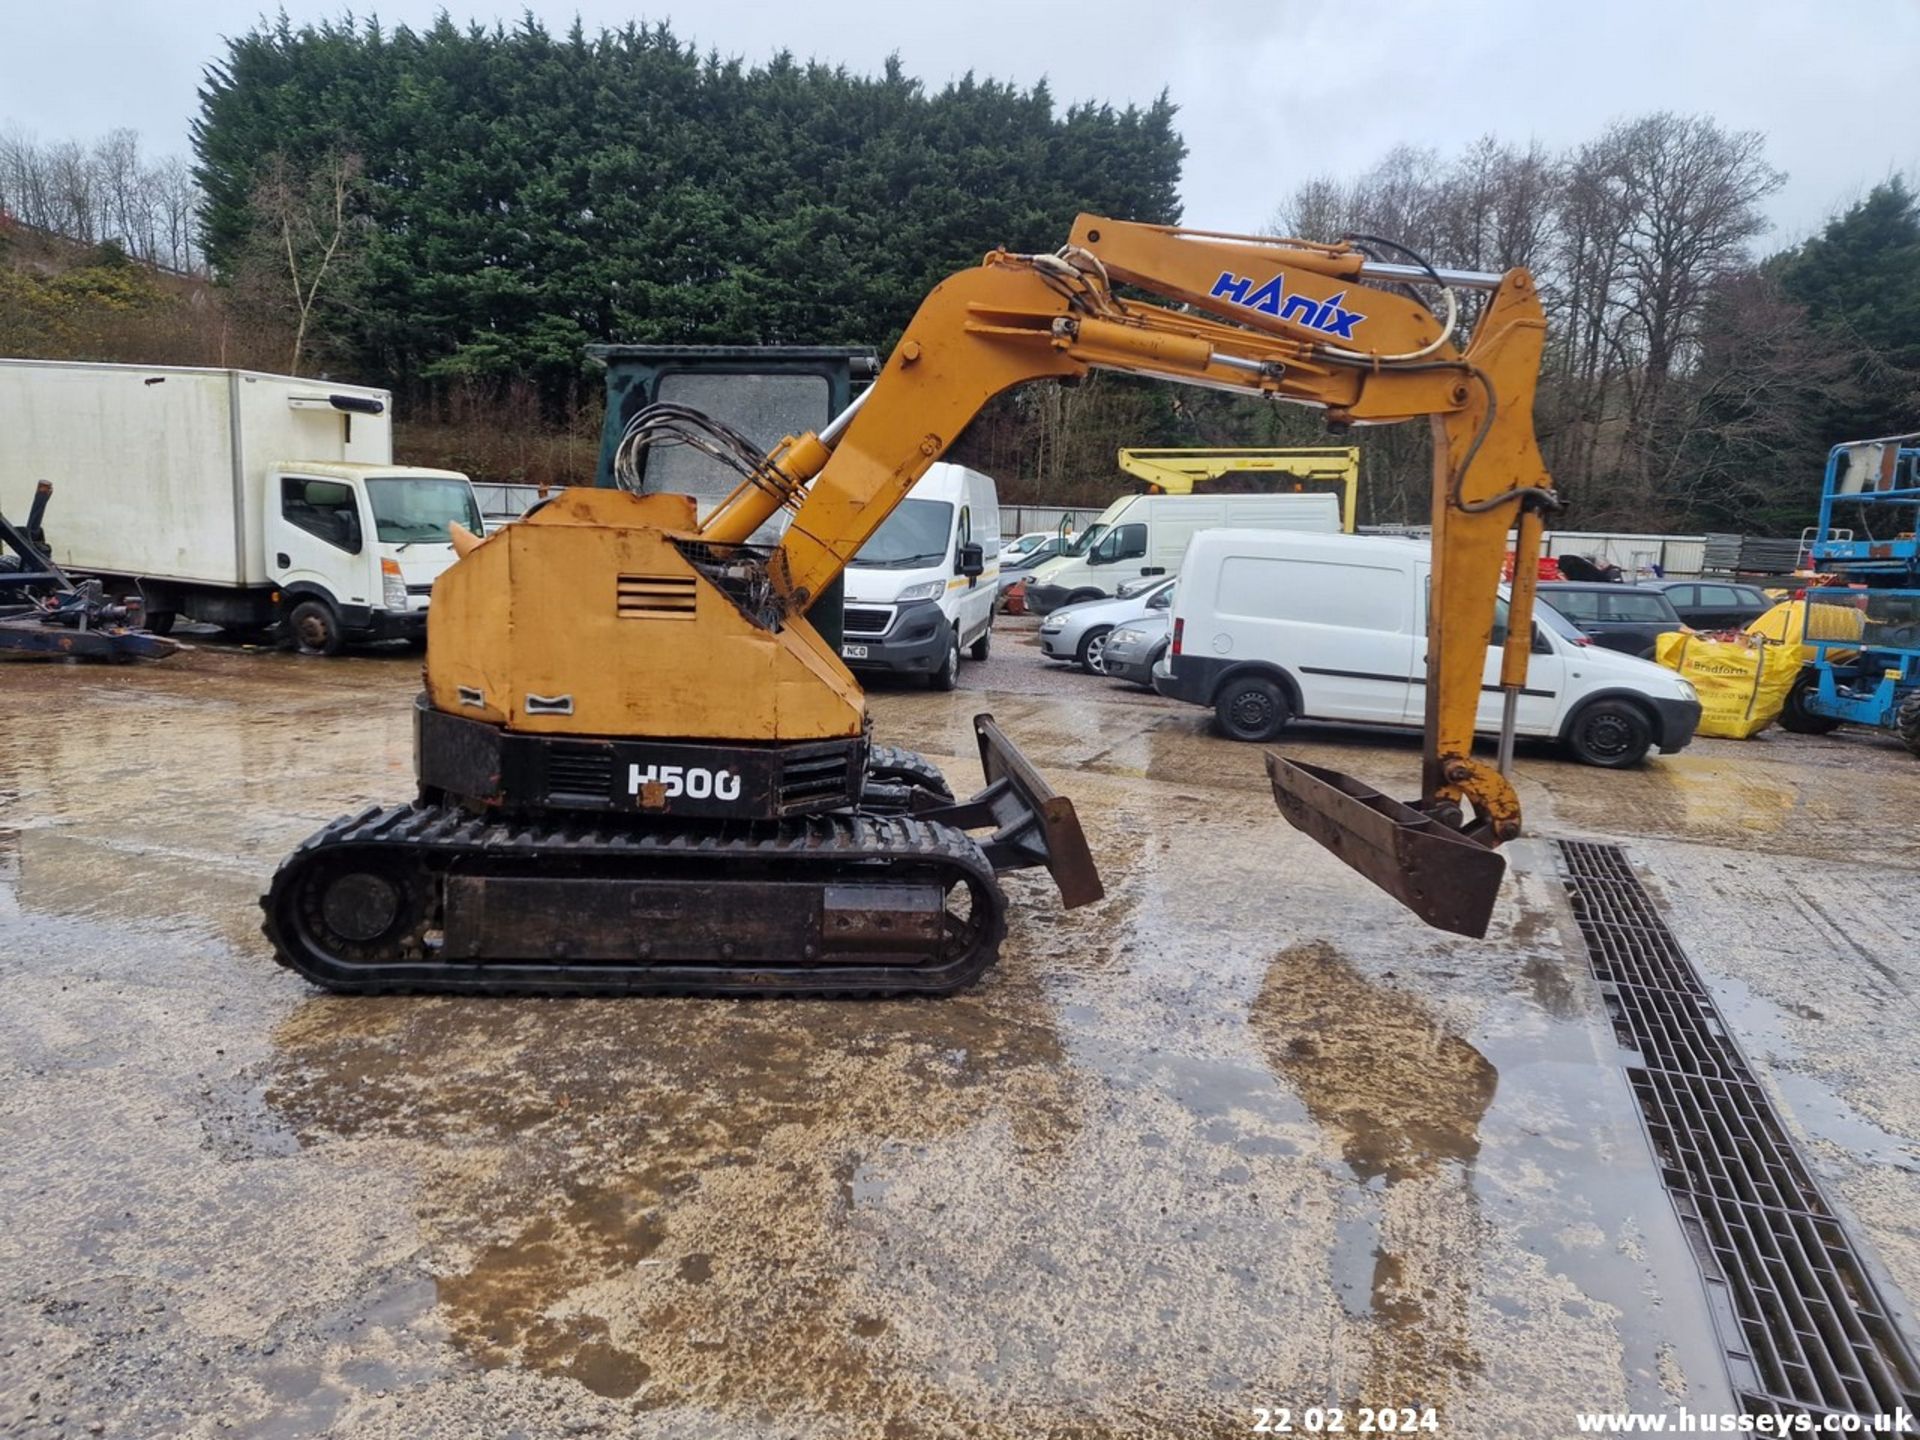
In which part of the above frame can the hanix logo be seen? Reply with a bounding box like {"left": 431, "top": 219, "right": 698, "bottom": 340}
{"left": 1209, "top": 270, "right": 1366, "bottom": 339}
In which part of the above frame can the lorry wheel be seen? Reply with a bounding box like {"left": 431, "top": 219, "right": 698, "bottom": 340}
{"left": 1567, "top": 699, "right": 1652, "bottom": 768}
{"left": 143, "top": 610, "right": 177, "bottom": 636}
{"left": 289, "top": 599, "right": 344, "bottom": 657}
{"left": 1779, "top": 672, "right": 1840, "bottom": 734}
{"left": 969, "top": 627, "right": 991, "bottom": 662}
{"left": 1076, "top": 626, "right": 1113, "bottom": 674}
{"left": 1213, "top": 675, "right": 1292, "bottom": 742}
{"left": 1897, "top": 692, "right": 1920, "bottom": 757}
{"left": 928, "top": 630, "right": 961, "bottom": 691}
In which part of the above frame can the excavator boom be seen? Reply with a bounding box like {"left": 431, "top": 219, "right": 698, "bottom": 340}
{"left": 694, "top": 216, "right": 1553, "bottom": 933}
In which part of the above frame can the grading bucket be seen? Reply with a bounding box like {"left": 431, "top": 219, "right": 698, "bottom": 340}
{"left": 1266, "top": 754, "right": 1505, "bottom": 938}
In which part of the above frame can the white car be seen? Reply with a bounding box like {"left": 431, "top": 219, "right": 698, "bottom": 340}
{"left": 1153, "top": 529, "right": 1702, "bottom": 768}
{"left": 1037, "top": 576, "right": 1176, "bottom": 674}
{"left": 997, "top": 531, "right": 1071, "bottom": 602}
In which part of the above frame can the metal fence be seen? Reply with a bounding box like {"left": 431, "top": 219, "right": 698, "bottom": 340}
{"left": 1538, "top": 530, "right": 1708, "bottom": 578}
{"left": 1000, "top": 505, "right": 1104, "bottom": 536}
{"left": 1362, "top": 525, "right": 1711, "bottom": 578}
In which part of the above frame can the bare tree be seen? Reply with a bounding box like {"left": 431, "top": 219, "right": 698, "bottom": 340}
{"left": 233, "top": 151, "right": 369, "bottom": 374}
{"left": 0, "top": 125, "right": 205, "bottom": 272}
{"left": 1583, "top": 114, "right": 1784, "bottom": 502}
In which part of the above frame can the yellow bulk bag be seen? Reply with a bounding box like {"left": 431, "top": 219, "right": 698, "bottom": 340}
{"left": 1745, "top": 599, "right": 1864, "bottom": 663}
{"left": 1654, "top": 632, "right": 1802, "bottom": 739}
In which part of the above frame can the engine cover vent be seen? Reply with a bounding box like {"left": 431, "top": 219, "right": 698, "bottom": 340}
{"left": 617, "top": 574, "right": 697, "bottom": 619}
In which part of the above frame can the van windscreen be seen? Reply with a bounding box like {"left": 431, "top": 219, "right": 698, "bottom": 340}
{"left": 1063, "top": 523, "right": 1107, "bottom": 557}
{"left": 854, "top": 499, "right": 954, "bottom": 568}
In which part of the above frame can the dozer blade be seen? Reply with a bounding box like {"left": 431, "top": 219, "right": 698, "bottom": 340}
{"left": 941, "top": 713, "right": 1103, "bottom": 908}
{"left": 1265, "top": 754, "right": 1505, "bottom": 938}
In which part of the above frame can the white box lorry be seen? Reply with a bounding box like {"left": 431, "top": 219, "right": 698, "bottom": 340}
{"left": 0, "top": 359, "right": 482, "bottom": 653}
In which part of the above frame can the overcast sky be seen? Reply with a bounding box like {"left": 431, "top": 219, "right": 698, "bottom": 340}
{"left": 4, "top": 0, "right": 1915, "bottom": 249}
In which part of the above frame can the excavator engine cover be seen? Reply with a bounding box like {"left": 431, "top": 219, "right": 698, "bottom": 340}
{"left": 1266, "top": 754, "right": 1505, "bottom": 939}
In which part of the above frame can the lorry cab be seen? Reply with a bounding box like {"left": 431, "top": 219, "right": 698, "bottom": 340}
{"left": 841, "top": 463, "right": 1000, "bottom": 689}
{"left": 1154, "top": 528, "right": 1702, "bottom": 768}
{"left": 1021, "top": 491, "right": 1340, "bottom": 616}
{"left": 270, "top": 462, "right": 483, "bottom": 653}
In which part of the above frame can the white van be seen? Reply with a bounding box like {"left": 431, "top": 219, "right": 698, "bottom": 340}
{"left": 1022, "top": 492, "right": 1339, "bottom": 616}
{"left": 1153, "top": 529, "right": 1703, "bottom": 768}
{"left": 841, "top": 463, "right": 1000, "bottom": 690}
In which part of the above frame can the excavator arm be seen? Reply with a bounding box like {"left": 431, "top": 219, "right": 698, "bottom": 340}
{"left": 690, "top": 216, "right": 1553, "bottom": 936}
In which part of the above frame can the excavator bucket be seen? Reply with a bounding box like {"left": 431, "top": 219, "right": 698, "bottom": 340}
{"left": 1266, "top": 754, "right": 1505, "bottom": 938}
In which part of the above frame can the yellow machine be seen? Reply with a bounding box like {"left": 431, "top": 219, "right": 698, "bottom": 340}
{"left": 263, "top": 215, "right": 1553, "bottom": 994}
{"left": 1117, "top": 446, "right": 1361, "bottom": 532}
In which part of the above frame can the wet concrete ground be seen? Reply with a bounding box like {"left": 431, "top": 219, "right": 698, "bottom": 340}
{"left": 2, "top": 622, "right": 1917, "bottom": 1438}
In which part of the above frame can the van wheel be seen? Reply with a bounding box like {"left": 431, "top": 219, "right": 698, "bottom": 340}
{"left": 1065, "top": 589, "right": 1103, "bottom": 607}
{"left": 968, "top": 627, "right": 991, "bottom": 661}
{"left": 1567, "top": 699, "right": 1652, "bottom": 767}
{"left": 143, "top": 609, "right": 177, "bottom": 636}
{"left": 1214, "top": 675, "right": 1292, "bottom": 742}
{"left": 1076, "top": 626, "right": 1113, "bottom": 674}
{"left": 928, "top": 629, "right": 960, "bottom": 691}
{"left": 289, "top": 599, "right": 344, "bottom": 657}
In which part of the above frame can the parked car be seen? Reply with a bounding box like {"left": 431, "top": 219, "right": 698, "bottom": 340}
{"left": 1037, "top": 576, "right": 1176, "bottom": 674}
{"left": 1153, "top": 529, "right": 1701, "bottom": 768}
{"left": 1641, "top": 578, "right": 1772, "bottom": 631}
{"left": 471, "top": 480, "right": 548, "bottom": 529}
{"left": 997, "top": 531, "right": 1070, "bottom": 604}
{"left": 1534, "top": 581, "right": 1687, "bottom": 658}
{"left": 1003, "top": 531, "right": 1056, "bottom": 563}
{"left": 1101, "top": 609, "right": 1174, "bottom": 688}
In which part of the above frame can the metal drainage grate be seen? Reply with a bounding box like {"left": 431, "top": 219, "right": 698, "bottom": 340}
{"left": 1557, "top": 839, "right": 1920, "bottom": 1423}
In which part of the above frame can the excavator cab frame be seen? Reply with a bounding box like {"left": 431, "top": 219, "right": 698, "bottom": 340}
{"left": 586, "top": 344, "right": 881, "bottom": 652}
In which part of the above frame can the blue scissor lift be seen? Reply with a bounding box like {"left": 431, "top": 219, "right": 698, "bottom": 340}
{"left": 1779, "top": 434, "right": 1920, "bottom": 752}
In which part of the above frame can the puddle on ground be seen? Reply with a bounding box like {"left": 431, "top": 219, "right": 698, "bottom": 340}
{"left": 1249, "top": 941, "right": 1496, "bottom": 1410}
{"left": 0, "top": 826, "right": 17, "bottom": 919}
{"left": 263, "top": 978, "right": 1082, "bottom": 1415}
{"left": 1710, "top": 975, "right": 1920, "bottom": 1173}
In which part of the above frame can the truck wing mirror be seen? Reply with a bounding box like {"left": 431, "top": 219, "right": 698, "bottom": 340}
{"left": 957, "top": 541, "right": 985, "bottom": 581}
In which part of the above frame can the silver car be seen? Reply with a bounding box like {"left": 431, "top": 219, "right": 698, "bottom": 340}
{"left": 1101, "top": 609, "right": 1174, "bottom": 688}
{"left": 1036, "top": 577, "right": 1176, "bottom": 674}
{"left": 997, "top": 532, "right": 1070, "bottom": 602}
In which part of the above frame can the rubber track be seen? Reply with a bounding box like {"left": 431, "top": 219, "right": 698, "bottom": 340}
{"left": 261, "top": 802, "right": 1007, "bottom": 998}
{"left": 866, "top": 744, "right": 955, "bottom": 800}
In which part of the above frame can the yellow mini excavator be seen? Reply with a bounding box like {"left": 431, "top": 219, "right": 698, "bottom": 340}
{"left": 262, "top": 216, "right": 1553, "bottom": 995}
